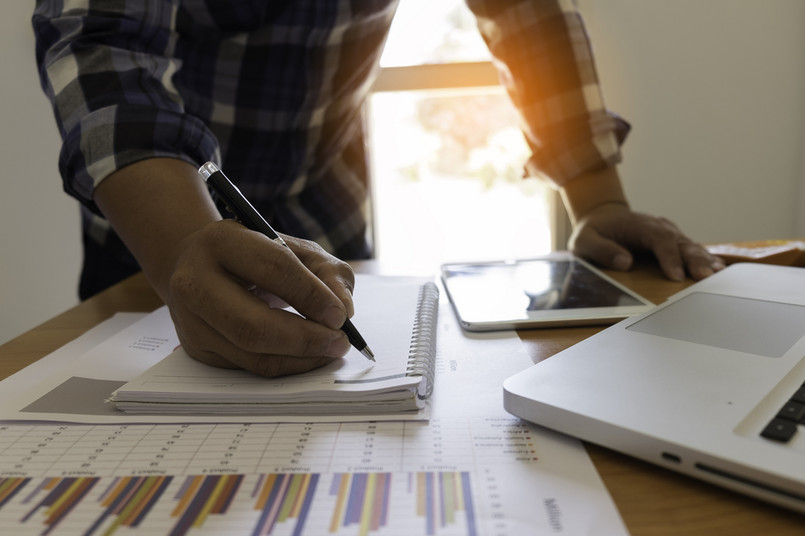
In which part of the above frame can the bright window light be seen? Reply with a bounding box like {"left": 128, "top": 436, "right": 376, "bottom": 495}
{"left": 368, "top": 1, "right": 553, "bottom": 273}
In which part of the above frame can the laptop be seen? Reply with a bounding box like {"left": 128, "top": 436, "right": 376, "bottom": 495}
{"left": 503, "top": 263, "right": 805, "bottom": 513}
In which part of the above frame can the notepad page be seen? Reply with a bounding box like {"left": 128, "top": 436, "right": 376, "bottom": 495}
{"left": 111, "top": 276, "right": 435, "bottom": 405}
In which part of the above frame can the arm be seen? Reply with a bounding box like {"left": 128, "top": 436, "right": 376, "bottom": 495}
{"left": 94, "top": 159, "right": 355, "bottom": 377}
{"left": 467, "top": 0, "right": 723, "bottom": 280}
{"left": 34, "top": 1, "right": 356, "bottom": 376}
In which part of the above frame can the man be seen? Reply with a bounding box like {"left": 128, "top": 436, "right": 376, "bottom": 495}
{"left": 33, "top": 0, "right": 723, "bottom": 377}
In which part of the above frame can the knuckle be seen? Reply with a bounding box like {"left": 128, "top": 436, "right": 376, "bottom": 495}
{"left": 199, "top": 219, "right": 229, "bottom": 246}
{"left": 169, "top": 266, "right": 201, "bottom": 302}
{"left": 233, "top": 316, "right": 274, "bottom": 351}
{"left": 296, "top": 283, "right": 322, "bottom": 311}
{"left": 338, "top": 262, "right": 355, "bottom": 289}
{"left": 262, "top": 246, "right": 297, "bottom": 284}
{"left": 299, "top": 331, "right": 327, "bottom": 357}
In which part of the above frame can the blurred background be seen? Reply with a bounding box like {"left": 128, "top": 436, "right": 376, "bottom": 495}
{"left": 3, "top": 0, "right": 805, "bottom": 344}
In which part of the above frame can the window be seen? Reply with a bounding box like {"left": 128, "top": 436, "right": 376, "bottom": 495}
{"left": 367, "top": 0, "right": 559, "bottom": 273}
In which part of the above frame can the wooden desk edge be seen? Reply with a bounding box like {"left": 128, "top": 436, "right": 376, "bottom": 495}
{"left": 0, "top": 272, "right": 163, "bottom": 378}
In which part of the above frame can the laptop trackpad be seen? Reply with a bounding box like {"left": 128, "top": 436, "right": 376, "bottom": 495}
{"left": 627, "top": 292, "right": 805, "bottom": 358}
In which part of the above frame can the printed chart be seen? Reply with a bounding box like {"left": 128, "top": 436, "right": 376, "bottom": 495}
{"left": 0, "top": 418, "right": 555, "bottom": 535}
{"left": 2, "top": 471, "right": 480, "bottom": 536}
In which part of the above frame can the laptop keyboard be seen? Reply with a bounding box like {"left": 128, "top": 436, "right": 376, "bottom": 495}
{"left": 760, "top": 383, "right": 805, "bottom": 442}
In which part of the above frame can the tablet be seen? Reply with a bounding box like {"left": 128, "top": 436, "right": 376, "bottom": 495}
{"left": 441, "top": 253, "right": 653, "bottom": 331}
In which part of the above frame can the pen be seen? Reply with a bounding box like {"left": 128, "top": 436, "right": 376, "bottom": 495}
{"left": 198, "top": 161, "right": 375, "bottom": 361}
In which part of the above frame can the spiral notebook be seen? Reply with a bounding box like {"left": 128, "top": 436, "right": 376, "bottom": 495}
{"left": 109, "top": 276, "right": 439, "bottom": 420}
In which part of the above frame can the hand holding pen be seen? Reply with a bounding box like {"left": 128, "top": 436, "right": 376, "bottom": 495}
{"left": 198, "top": 161, "right": 374, "bottom": 361}
{"left": 92, "top": 157, "right": 360, "bottom": 378}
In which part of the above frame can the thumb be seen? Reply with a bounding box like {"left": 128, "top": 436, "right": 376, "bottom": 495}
{"left": 570, "top": 230, "right": 633, "bottom": 272}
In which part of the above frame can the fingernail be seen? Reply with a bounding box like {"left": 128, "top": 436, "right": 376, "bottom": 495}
{"left": 326, "top": 334, "right": 351, "bottom": 357}
{"left": 322, "top": 305, "right": 346, "bottom": 330}
{"left": 612, "top": 254, "right": 631, "bottom": 271}
{"left": 670, "top": 267, "right": 685, "bottom": 282}
{"left": 695, "top": 266, "right": 714, "bottom": 280}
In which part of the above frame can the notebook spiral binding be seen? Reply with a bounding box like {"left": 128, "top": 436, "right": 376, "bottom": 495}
{"left": 405, "top": 282, "right": 440, "bottom": 399}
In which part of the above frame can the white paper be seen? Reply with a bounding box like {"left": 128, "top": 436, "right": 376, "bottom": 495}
{"left": 0, "top": 276, "right": 439, "bottom": 424}
{"left": 0, "top": 276, "right": 628, "bottom": 534}
{"left": 109, "top": 278, "right": 438, "bottom": 418}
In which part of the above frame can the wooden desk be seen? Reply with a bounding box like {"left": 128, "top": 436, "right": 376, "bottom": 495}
{"left": 1, "top": 265, "right": 802, "bottom": 535}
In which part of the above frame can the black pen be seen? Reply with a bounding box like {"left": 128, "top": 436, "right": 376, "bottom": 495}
{"left": 198, "top": 161, "right": 375, "bottom": 361}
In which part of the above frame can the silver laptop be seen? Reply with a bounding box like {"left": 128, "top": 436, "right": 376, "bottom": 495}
{"left": 504, "top": 263, "right": 805, "bottom": 513}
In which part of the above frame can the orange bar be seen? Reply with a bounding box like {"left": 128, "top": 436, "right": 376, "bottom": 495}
{"left": 120, "top": 477, "right": 166, "bottom": 526}
{"left": 194, "top": 476, "right": 228, "bottom": 527}
{"left": 100, "top": 477, "right": 131, "bottom": 509}
{"left": 289, "top": 474, "right": 312, "bottom": 518}
{"left": 329, "top": 474, "right": 350, "bottom": 533}
{"left": 0, "top": 478, "right": 24, "bottom": 504}
{"left": 255, "top": 474, "right": 278, "bottom": 510}
{"left": 211, "top": 475, "right": 240, "bottom": 514}
{"left": 171, "top": 476, "right": 203, "bottom": 518}
{"left": 416, "top": 473, "right": 426, "bottom": 517}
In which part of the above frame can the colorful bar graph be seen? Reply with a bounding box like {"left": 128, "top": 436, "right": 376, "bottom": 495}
{"left": 0, "top": 476, "right": 30, "bottom": 509}
{"left": 329, "top": 471, "right": 476, "bottom": 535}
{"left": 329, "top": 472, "right": 392, "bottom": 535}
{"left": 20, "top": 476, "right": 98, "bottom": 535}
{"left": 0, "top": 471, "right": 479, "bottom": 535}
{"left": 170, "top": 474, "right": 244, "bottom": 536}
{"left": 252, "top": 473, "right": 318, "bottom": 535}
{"left": 415, "top": 472, "right": 477, "bottom": 536}
{"left": 89, "top": 475, "right": 173, "bottom": 534}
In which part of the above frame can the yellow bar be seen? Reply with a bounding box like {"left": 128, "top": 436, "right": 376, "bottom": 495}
{"left": 0, "top": 478, "right": 23, "bottom": 503}
{"left": 103, "top": 477, "right": 159, "bottom": 536}
{"left": 329, "top": 474, "right": 350, "bottom": 533}
{"left": 359, "top": 473, "right": 377, "bottom": 536}
{"left": 289, "top": 474, "right": 311, "bottom": 517}
{"left": 277, "top": 474, "right": 303, "bottom": 522}
{"left": 455, "top": 472, "right": 466, "bottom": 512}
{"left": 442, "top": 473, "right": 455, "bottom": 524}
{"left": 48, "top": 478, "right": 94, "bottom": 526}
{"left": 46, "top": 478, "right": 85, "bottom": 519}
{"left": 193, "top": 476, "right": 229, "bottom": 527}
{"left": 121, "top": 477, "right": 164, "bottom": 526}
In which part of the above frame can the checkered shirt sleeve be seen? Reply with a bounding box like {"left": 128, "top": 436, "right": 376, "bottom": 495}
{"left": 468, "top": 0, "right": 630, "bottom": 187}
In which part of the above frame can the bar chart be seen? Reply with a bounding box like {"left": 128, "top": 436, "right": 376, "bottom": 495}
{"left": 2, "top": 469, "right": 487, "bottom": 535}
{"left": 0, "top": 418, "right": 545, "bottom": 535}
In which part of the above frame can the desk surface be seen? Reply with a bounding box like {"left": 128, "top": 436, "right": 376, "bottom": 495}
{"left": 1, "top": 263, "right": 802, "bottom": 535}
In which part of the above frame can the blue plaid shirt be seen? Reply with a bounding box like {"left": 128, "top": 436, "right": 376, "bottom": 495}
{"left": 33, "top": 0, "right": 628, "bottom": 295}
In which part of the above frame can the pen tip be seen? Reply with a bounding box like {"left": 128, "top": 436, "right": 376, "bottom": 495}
{"left": 361, "top": 347, "right": 376, "bottom": 362}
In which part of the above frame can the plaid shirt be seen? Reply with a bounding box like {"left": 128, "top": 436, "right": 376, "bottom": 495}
{"left": 33, "top": 0, "right": 627, "bottom": 289}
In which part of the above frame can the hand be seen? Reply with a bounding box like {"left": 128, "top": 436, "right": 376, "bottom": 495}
{"left": 94, "top": 158, "right": 356, "bottom": 377}
{"left": 568, "top": 202, "right": 725, "bottom": 281}
{"left": 166, "top": 220, "right": 356, "bottom": 377}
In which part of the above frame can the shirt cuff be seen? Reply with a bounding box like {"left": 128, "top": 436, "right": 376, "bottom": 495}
{"left": 524, "top": 114, "right": 631, "bottom": 187}
{"left": 59, "top": 105, "right": 220, "bottom": 215}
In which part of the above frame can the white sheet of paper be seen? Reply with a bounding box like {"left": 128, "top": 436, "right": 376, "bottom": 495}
{"left": 0, "top": 277, "right": 628, "bottom": 534}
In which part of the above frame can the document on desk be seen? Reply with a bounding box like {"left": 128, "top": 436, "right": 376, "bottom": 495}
{"left": 1, "top": 276, "right": 440, "bottom": 424}
{"left": 0, "top": 278, "right": 628, "bottom": 535}
{"left": 108, "top": 280, "right": 439, "bottom": 418}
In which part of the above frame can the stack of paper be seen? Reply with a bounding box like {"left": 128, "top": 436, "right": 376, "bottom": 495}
{"left": 110, "top": 279, "right": 439, "bottom": 418}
